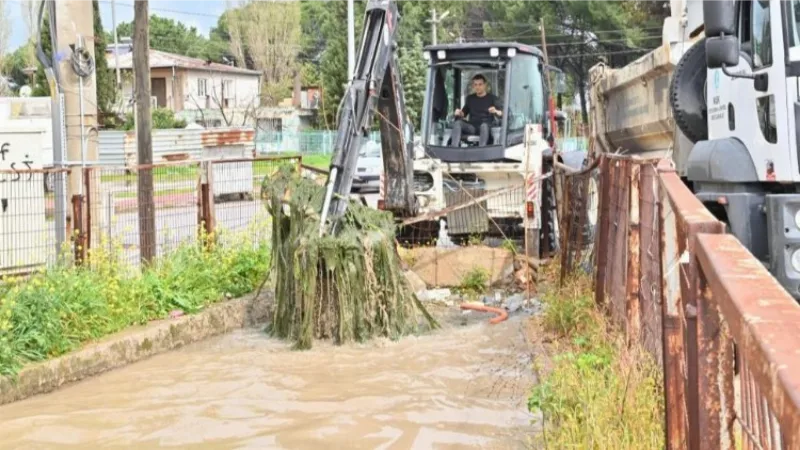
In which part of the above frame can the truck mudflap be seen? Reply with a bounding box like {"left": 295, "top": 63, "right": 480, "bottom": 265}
{"left": 766, "top": 194, "right": 800, "bottom": 300}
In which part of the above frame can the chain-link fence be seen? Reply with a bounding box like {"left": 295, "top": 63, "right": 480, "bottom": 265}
{"left": 0, "top": 156, "right": 300, "bottom": 275}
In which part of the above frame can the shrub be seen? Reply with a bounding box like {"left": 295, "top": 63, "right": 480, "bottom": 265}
{"left": 528, "top": 272, "right": 665, "bottom": 449}
{"left": 0, "top": 226, "right": 270, "bottom": 378}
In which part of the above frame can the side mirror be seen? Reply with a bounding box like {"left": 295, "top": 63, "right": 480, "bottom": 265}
{"left": 703, "top": 0, "right": 736, "bottom": 37}
{"left": 706, "top": 36, "right": 740, "bottom": 69}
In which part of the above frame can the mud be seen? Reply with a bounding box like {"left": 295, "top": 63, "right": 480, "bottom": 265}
{"left": 0, "top": 308, "right": 540, "bottom": 449}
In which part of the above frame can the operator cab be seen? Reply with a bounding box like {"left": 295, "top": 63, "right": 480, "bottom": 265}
{"left": 420, "top": 42, "right": 551, "bottom": 163}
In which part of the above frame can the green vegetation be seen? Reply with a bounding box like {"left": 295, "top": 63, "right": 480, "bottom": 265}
{"left": 300, "top": 154, "right": 332, "bottom": 171}
{"left": 457, "top": 267, "right": 490, "bottom": 297}
{"left": 121, "top": 108, "right": 188, "bottom": 131}
{"left": 527, "top": 271, "right": 664, "bottom": 449}
{"left": 0, "top": 225, "right": 270, "bottom": 378}
{"left": 262, "top": 165, "right": 436, "bottom": 350}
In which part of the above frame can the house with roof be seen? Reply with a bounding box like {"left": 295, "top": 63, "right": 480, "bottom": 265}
{"left": 106, "top": 48, "right": 263, "bottom": 126}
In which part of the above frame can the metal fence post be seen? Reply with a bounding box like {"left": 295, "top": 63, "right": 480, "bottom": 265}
{"left": 626, "top": 162, "right": 642, "bottom": 346}
{"left": 83, "top": 167, "right": 92, "bottom": 254}
{"left": 71, "top": 194, "right": 86, "bottom": 265}
{"left": 658, "top": 163, "right": 689, "bottom": 450}
{"left": 198, "top": 161, "right": 216, "bottom": 248}
{"left": 594, "top": 156, "right": 611, "bottom": 306}
{"left": 695, "top": 260, "right": 736, "bottom": 449}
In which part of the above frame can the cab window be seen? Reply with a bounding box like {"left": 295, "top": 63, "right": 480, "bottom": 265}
{"left": 506, "top": 54, "right": 545, "bottom": 144}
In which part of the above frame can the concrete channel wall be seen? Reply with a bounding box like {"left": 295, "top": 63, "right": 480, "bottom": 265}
{"left": 0, "top": 292, "right": 273, "bottom": 406}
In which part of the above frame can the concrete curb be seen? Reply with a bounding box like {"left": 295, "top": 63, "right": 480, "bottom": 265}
{"left": 0, "top": 292, "right": 273, "bottom": 406}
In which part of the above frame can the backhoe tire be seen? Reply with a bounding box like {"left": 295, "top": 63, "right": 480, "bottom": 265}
{"left": 670, "top": 36, "right": 708, "bottom": 143}
{"left": 539, "top": 159, "right": 559, "bottom": 258}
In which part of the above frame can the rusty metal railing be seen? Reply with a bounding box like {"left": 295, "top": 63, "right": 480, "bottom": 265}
{"left": 565, "top": 153, "right": 800, "bottom": 449}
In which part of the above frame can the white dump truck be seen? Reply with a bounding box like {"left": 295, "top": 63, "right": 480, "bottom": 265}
{"left": 591, "top": 0, "right": 800, "bottom": 300}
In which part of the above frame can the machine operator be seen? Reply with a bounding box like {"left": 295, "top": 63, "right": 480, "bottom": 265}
{"left": 450, "top": 74, "right": 503, "bottom": 147}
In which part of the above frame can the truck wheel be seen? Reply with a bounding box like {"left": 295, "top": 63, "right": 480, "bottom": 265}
{"left": 539, "top": 160, "right": 559, "bottom": 257}
{"left": 670, "top": 37, "right": 708, "bottom": 143}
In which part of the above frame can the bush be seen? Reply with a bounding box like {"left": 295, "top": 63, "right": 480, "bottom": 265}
{"left": 0, "top": 227, "right": 270, "bottom": 378}
{"left": 528, "top": 272, "right": 665, "bottom": 449}
{"left": 121, "top": 108, "right": 188, "bottom": 131}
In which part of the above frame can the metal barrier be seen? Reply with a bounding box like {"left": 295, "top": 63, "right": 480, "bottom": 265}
{"left": 0, "top": 156, "right": 300, "bottom": 273}
{"left": 563, "top": 153, "right": 800, "bottom": 449}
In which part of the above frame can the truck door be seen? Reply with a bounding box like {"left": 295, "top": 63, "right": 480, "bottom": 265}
{"left": 709, "top": 0, "right": 794, "bottom": 181}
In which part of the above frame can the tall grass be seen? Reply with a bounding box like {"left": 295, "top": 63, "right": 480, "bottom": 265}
{"left": 0, "top": 226, "right": 270, "bottom": 378}
{"left": 528, "top": 271, "right": 665, "bottom": 449}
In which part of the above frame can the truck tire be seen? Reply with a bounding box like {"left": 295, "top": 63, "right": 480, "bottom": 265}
{"left": 670, "top": 37, "right": 708, "bottom": 143}
{"left": 539, "top": 159, "right": 559, "bottom": 257}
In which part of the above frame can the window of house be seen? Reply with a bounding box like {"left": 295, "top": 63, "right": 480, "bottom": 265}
{"left": 197, "top": 78, "right": 208, "bottom": 97}
{"left": 751, "top": 0, "right": 772, "bottom": 68}
{"left": 222, "top": 80, "right": 233, "bottom": 108}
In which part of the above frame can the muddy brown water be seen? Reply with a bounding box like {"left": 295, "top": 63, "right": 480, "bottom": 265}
{"left": 0, "top": 310, "right": 540, "bottom": 449}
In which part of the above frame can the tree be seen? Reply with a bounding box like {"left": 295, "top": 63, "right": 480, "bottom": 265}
{"left": 0, "top": 0, "right": 10, "bottom": 94}
{"left": 398, "top": 33, "right": 426, "bottom": 129}
{"left": 114, "top": 15, "right": 221, "bottom": 60}
{"left": 482, "top": 1, "right": 661, "bottom": 123}
{"left": 1, "top": 46, "right": 32, "bottom": 90}
{"left": 93, "top": 0, "right": 116, "bottom": 123}
{"left": 31, "top": 8, "right": 50, "bottom": 97}
{"left": 224, "top": 1, "right": 302, "bottom": 106}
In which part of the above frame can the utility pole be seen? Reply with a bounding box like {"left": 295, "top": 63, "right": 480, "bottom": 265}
{"left": 54, "top": 0, "right": 99, "bottom": 244}
{"left": 134, "top": 0, "right": 156, "bottom": 264}
{"left": 427, "top": 8, "right": 450, "bottom": 46}
{"left": 347, "top": 0, "right": 355, "bottom": 80}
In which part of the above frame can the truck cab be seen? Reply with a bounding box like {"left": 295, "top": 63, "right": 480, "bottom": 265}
{"left": 405, "top": 42, "right": 558, "bottom": 252}
{"left": 418, "top": 42, "right": 552, "bottom": 163}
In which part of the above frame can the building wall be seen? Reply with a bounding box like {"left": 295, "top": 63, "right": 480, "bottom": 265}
{"left": 183, "top": 70, "right": 261, "bottom": 111}
{"left": 115, "top": 68, "right": 186, "bottom": 112}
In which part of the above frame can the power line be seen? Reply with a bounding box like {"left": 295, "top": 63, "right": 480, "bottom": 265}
{"left": 549, "top": 48, "right": 651, "bottom": 59}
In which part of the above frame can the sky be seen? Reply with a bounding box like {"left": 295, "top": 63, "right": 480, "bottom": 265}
{"left": 4, "top": 0, "right": 228, "bottom": 52}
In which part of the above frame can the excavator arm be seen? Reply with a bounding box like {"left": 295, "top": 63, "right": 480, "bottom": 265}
{"left": 319, "top": 0, "right": 417, "bottom": 236}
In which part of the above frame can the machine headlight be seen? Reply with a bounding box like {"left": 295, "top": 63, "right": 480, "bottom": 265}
{"left": 794, "top": 209, "right": 800, "bottom": 229}
{"left": 422, "top": 51, "right": 431, "bottom": 60}
{"left": 490, "top": 47, "right": 499, "bottom": 57}
{"left": 792, "top": 248, "right": 800, "bottom": 273}
{"left": 437, "top": 50, "right": 446, "bottom": 60}
{"left": 507, "top": 48, "right": 517, "bottom": 57}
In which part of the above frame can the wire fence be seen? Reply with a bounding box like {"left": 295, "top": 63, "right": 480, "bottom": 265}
{"left": 0, "top": 156, "right": 301, "bottom": 274}
{"left": 0, "top": 169, "right": 69, "bottom": 276}
{"left": 560, "top": 153, "right": 800, "bottom": 449}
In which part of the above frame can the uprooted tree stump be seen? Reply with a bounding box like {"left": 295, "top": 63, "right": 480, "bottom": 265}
{"left": 262, "top": 166, "right": 438, "bottom": 349}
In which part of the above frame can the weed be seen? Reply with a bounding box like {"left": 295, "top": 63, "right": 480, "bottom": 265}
{"left": 0, "top": 225, "right": 270, "bottom": 378}
{"left": 528, "top": 271, "right": 665, "bottom": 449}
{"left": 457, "top": 266, "right": 490, "bottom": 296}
{"left": 467, "top": 234, "right": 483, "bottom": 246}
{"left": 501, "top": 238, "right": 519, "bottom": 254}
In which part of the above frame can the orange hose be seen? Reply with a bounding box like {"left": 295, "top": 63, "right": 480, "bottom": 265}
{"left": 460, "top": 303, "right": 509, "bottom": 324}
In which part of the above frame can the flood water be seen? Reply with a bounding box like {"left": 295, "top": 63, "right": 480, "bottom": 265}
{"left": 0, "top": 311, "right": 540, "bottom": 449}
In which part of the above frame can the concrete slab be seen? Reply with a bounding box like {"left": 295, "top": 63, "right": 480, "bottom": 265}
{"left": 408, "top": 246, "right": 515, "bottom": 288}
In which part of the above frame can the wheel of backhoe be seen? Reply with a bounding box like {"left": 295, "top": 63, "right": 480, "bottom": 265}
{"left": 539, "top": 159, "right": 560, "bottom": 258}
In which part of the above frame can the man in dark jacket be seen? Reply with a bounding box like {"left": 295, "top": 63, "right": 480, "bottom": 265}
{"left": 450, "top": 74, "right": 503, "bottom": 147}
